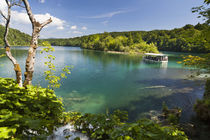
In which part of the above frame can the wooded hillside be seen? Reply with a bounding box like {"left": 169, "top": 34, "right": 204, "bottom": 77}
{"left": 45, "top": 23, "right": 210, "bottom": 53}
{"left": 0, "top": 25, "right": 30, "bottom": 46}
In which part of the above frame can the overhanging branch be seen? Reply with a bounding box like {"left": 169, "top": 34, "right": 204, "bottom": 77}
{"left": 0, "top": 10, "right": 7, "bottom": 20}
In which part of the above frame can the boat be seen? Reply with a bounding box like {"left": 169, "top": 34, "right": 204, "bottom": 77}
{"left": 143, "top": 53, "right": 168, "bottom": 62}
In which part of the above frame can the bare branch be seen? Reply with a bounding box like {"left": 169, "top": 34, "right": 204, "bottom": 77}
{"left": 40, "top": 18, "right": 52, "bottom": 28}
{"left": 22, "top": 0, "right": 53, "bottom": 86}
{"left": 2, "top": 0, "right": 23, "bottom": 87}
{"left": 5, "top": 0, "right": 10, "bottom": 6}
{"left": 0, "top": 10, "right": 7, "bottom": 20}
{"left": 13, "top": 3, "right": 25, "bottom": 8}
{"left": 22, "top": 0, "right": 35, "bottom": 24}
{"left": 10, "top": 0, "right": 25, "bottom": 8}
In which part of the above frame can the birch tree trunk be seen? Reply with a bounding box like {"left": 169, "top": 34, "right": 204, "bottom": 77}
{"left": 22, "top": 0, "right": 52, "bottom": 86}
{"left": 1, "top": 0, "right": 23, "bottom": 87}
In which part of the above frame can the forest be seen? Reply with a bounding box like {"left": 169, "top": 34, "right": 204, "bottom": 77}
{"left": 44, "top": 23, "right": 210, "bottom": 53}
{"left": 0, "top": 25, "right": 30, "bottom": 46}
{"left": 1, "top": 23, "right": 209, "bottom": 54}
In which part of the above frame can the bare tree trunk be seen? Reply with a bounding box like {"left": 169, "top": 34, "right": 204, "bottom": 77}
{"left": 22, "top": 0, "right": 52, "bottom": 87}
{"left": 1, "top": 0, "right": 23, "bottom": 87}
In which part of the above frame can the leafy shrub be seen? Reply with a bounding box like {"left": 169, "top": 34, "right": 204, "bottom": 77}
{"left": 204, "top": 78, "right": 210, "bottom": 98}
{"left": 194, "top": 79, "right": 210, "bottom": 122}
{"left": 62, "top": 112, "right": 82, "bottom": 125}
{"left": 111, "top": 119, "right": 187, "bottom": 140}
{"left": 130, "top": 42, "right": 159, "bottom": 54}
{"left": 167, "top": 114, "right": 179, "bottom": 125}
{"left": 41, "top": 41, "right": 73, "bottom": 89}
{"left": 69, "top": 110, "right": 187, "bottom": 140}
{"left": 73, "top": 110, "right": 128, "bottom": 140}
{"left": 0, "top": 77, "right": 64, "bottom": 139}
{"left": 162, "top": 101, "right": 168, "bottom": 112}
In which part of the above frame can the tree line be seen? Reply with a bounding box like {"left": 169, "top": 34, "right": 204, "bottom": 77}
{"left": 45, "top": 23, "right": 210, "bottom": 53}
{"left": 1, "top": 23, "right": 209, "bottom": 53}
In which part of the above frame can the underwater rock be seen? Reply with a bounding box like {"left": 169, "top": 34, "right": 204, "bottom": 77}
{"left": 144, "top": 85, "right": 166, "bottom": 89}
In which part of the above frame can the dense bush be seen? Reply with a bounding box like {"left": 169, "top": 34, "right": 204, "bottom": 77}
{"left": 194, "top": 78, "right": 210, "bottom": 122}
{"left": 111, "top": 119, "right": 187, "bottom": 140}
{"left": 66, "top": 110, "right": 188, "bottom": 140}
{"left": 0, "top": 77, "right": 64, "bottom": 139}
{"left": 80, "top": 34, "right": 159, "bottom": 54}
{"left": 204, "top": 78, "right": 210, "bottom": 98}
{"left": 129, "top": 42, "right": 159, "bottom": 54}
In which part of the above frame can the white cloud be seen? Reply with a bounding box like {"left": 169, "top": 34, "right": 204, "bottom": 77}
{"left": 82, "top": 10, "right": 128, "bottom": 19}
{"left": 9, "top": 11, "right": 65, "bottom": 30}
{"left": 0, "top": 0, "right": 7, "bottom": 17}
{"left": 81, "top": 26, "right": 87, "bottom": 30}
{"left": 73, "top": 31, "right": 82, "bottom": 34}
{"left": 0, "top": 0, "right": 65, "bottom": 30}
{"left": 34, "top": 13, "right": 65, "bottom": 30}
{"left": 39, "top": 0, "right": 45, "bottom": 3}
{"left": 0, "top": 1, "right": 83, "bottom": 38}
{"left": 12, "top": 11, "right": 30, "bottom": 24}
{"left": 0, "top": 0, "right": 7, "bottom": 11}
{"left": 71, "top": 25, "right": 77, "bottom": 30}
{"left": 57, "top": 26, "right": 64, "bottom": 30}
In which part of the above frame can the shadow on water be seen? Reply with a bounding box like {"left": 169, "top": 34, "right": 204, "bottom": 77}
{"left": 110, "top": 78, "right": 205, "bottom": 123}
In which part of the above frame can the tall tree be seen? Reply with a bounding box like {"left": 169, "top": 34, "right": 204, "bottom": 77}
{"left": 0, "top": 0, "right": 52, "bottom": 87}
{"left": 0, "top": 0, "right": 23, "bottom": 87}
{"left": 22, "top": 0, "right": 52, "bottom": 86}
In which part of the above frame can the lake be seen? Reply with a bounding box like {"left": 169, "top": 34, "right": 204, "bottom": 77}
{"left": 0, "top": 46, "right": 205, "bottom": 122}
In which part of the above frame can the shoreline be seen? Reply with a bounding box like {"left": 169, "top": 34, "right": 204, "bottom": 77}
{"left": 107, "top": 50, "right": 130, "bottom": 55}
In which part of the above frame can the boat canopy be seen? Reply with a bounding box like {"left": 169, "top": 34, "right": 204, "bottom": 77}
{"left": 144, "top": 53, "right": 168, "bottom": 62}
{"left": 144, "top": 53, "right": 167, "bottom": 56}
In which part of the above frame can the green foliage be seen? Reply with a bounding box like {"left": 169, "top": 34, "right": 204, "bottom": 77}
{"left": 0, "top": 25, "right": 31, "bottom": 46}
{"left": 129, "top": 42, "right": 159, "bottom": 54}
{"left": 162, "top": 102, "right": 181, "bottom": 125}
{"left": 79, "top": 34, "right": 159, "bottom": 54}
{"left": 194, "top": 78, "right": 210, "bottom": 122}
{"left": 204, "top": 78, "right": 210, "bottom": 97}
{"left": 62, "top": 112, "right": 82, "bottom": 125}
{"left": 162, "top": 101, "right": 168, "bottom": 112}
{"left": 44, "top": 23, "right": 210, "bottom": 53}
{"left": 40, "top": 41, "right": 73, "bottom": 89}
{"left": 65, "top": 110, "right": 188, "bottom": 140}
{"left": 167, "top": 114, "right": 179, "bottom": 125}
{"left": 192, "top": 0, "right": 210, "bottom": 24}
{"left": 0, "top": 77, "right": 64, "bottom": 139}
{"left": 180, "top": 53, "right": 210, "bottom": 73}
{"left": 111, "top": 119, "right": 187, "bottom": 140}
{"left": 73, "top": 110, "right": 128, "bottom": 139}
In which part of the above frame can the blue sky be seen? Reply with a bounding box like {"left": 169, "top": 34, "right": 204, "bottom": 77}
{"left": 0, "top": 0, "right": 205, "bottom": 38}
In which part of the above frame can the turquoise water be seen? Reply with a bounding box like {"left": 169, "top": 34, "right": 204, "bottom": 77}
{"left": 0, "top": 46, "right": 204, "bottom": 122}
